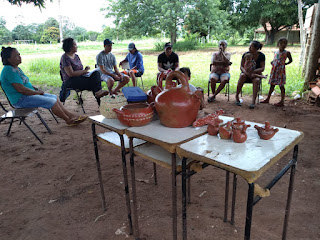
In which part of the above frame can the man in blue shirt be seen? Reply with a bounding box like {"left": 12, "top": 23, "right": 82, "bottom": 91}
{"left": 119, "top": 43, "right": 144, "bottom": 87}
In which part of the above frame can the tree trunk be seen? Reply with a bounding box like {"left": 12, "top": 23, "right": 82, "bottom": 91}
{"left": 58, "top": 0, "right": 63, "bottom": 43}
{"left": 298, "top": 0, "right": 306, "bottom": 66}
{"left": 266, "top": 29, "right": 277, "bottom": 44}
{"left": 304, "top": 2, "right": 320, "bottom": 88}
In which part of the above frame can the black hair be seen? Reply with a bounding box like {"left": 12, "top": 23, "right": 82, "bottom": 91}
{"left": 62, "top": 38, "right": 74, "bottom": 53}
{"left": 277, "top": 37, "right": 288, "bottom": 46}
{"left": 251, "top": 40, "right": 263, "bottom": 50}
{"left": 179, "top": 67, "right": 191, "bottom": 78}
{"left": 1, "top": 46, "right": 16, "bottom": 66}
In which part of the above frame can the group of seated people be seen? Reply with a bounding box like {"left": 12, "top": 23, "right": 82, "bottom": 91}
{"left": 0, "top": 38, "right": 267, "bottom": 126}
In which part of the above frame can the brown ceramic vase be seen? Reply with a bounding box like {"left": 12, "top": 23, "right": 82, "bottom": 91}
{"left": 254, "top": 121, "right": 279, "bottom": 140}
{"left": 147, "top": 85, "right": 162, "bottom": 104}
{"left": 207, "top": 117, "right": 223, "bottom": 136}
{"left": 219, "top": 121, "right": 232, "bottom": 139}
{"left": 113, "top": 103, "right": 154, "bottom": 127}
{"left": 232, "top": 118, "right": 250, "bottom": 143}
{"left": 155, "top": 71, "right": 201, "bottom": 128}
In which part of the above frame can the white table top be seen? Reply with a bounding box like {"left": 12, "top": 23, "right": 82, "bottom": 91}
{"left": 125, "top": 120, "right": 208, "bottom": 153}
{"left": 177, "top": 120, "right": 304, "bottom": 182}
{"left": 89, "top": 115, "right": 128, "bottom": 134}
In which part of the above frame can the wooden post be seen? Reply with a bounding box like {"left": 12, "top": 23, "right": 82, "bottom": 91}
{"left": 304, "top": 2, "right": 320, "bottom": 88}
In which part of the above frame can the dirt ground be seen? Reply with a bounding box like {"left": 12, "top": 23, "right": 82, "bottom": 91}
{"left": 1, "top": 90, "right": 319, "bottom": 240}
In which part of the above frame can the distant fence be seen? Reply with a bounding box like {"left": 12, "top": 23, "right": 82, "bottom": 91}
{"left": 15, "top": 40, "right": 34, "bottom": 44}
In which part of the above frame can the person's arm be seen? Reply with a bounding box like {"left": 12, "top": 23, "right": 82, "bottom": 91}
{"left": 135, "top": 53, "right": 143, "bottom": 71}
{"left": 221, "top": 51, "right": 231, "bottom": 65}
{"left": 240, "top": 57, "right": 250, "bottom": 76}
{"left": 119, "top": 54, "right": 129, "bottom": 67}
{"left": 11, "top": 83, "right": 44, "bottom": 95}
{"left": 285, "top": 51, "right": 293, "bottom": 65}
{"left": 174, "top": 62, "right": 179, "bottom": 71}
{"left": 64, "top": 65, "right": 89, "bottom": 78}
{"left": 253, "top": 61, "right": 265, "bottom": 74}
{"left": 158, "top": 62, "right": 166, "bottom": 72}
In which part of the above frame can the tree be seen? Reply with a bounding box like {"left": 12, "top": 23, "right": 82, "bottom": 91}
{"left": 44, "top": 17, "right": 59, "bottom": 29}
{"left": 6, "top": 0, "right": 51, "bottom": 8}
{"left": 106, "top": 0, "right": 192, "bottom": 43}
{"left": 0, "top": 17, "right": 12, "bottom": 44}
{"left": 220, "top": 0, "right": 318, "bottom": 44}
{"left": 12, "top": 24, "right": 32, "bottom": 40}
{"left": 40, "top": 26, "right": 59, "bottom": 43}
{"left": 86, "top": 31, "right": 99, "bottom": 41}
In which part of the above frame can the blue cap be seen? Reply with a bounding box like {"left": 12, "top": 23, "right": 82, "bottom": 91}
{"left": 104, "top": 38, "right": 114, "bottom": 46}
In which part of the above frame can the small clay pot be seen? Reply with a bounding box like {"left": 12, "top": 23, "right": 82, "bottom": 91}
{"left": 219, "top": 121, "right": 232, "bottom": 139}
{"left": 207, "top": 117, "right": 223, "bottom": 136}
{"left": 254, "top": 121, "right": 279, "bottom": 140}
{"left": 232, "top": 119, "right": 250, "bottom": 143}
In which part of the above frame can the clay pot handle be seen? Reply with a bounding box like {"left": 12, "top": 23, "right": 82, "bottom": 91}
{"left": 157, "top": 71, "right": 168, "bottom": 89}
{"left": 165, "top": 71, "right": 190, "bottom": 92}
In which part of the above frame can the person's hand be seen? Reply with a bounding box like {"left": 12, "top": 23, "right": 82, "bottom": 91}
{"left": 119, "top": 61, "right": 123, "bottom": 67}
{"left": 270, "top": 61, "right": 273, "bottom": 65}
{"left": 85, "top": 66, "right": 90, "bottom": 71}
{"left": 132, "top": 66, "right": 137, "bottom": 70}
{"left": 113, "top": 74, "right": 121, "bottom": 81}
{"left": 37, "top": 90, "right": 44, "bottom": 95}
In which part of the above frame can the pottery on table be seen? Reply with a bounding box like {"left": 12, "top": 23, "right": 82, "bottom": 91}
{"left": 207, "top": 117, "right": 223, "bottom": 136}
{"left": 147, "top": 85, "right": 162, "bottom": 104}
{"left": 192, "top": 109, "right": 225, "bottom": 127}
{"left": 254, "top": 121, "right": 279, "bottom": 140}
{"left": 155, "top": 71, "right": 201, "bottom": 128}
{"left": 219, "top": 121, "right": 232, "bottom": 139}
{"left": 231, "top": 118, "right": 250, "bottom": 143}
{"left": 157, "top": 70, "right": 178, "bottom": 89}
{"left": 112, "top": 102, "right": 154, "bottom": 127}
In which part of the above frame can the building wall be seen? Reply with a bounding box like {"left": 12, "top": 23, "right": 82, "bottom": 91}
{"left": 275, "top": 31, "right": 300, "bottom": 43}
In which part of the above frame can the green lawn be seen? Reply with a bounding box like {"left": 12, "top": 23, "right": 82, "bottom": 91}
{"left": 0, "top": 42, "right": 304, "bottom": 97}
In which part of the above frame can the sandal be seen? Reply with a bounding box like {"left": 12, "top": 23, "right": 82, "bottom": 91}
{"left": 235, "top": 101, "right": 242, "bottom": 106}
{"left": 249, "top": 104, "right": 255, "bottom": 109}
{"left": 95, "top": 90, "right": 109, "bottom": 99}
{"left": 274, "top": 102, "right": 284, "bottom": 107}
{"left": 207, "top": 96, "right": 216, "bottom": 103}
{"left": 260, "top": 99, "right": 269, "bottom": 104}
{"left": 67, "top": 115, "right": 88, "bottom": 126}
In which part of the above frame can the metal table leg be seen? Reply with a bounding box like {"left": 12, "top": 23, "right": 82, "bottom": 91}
{"left": 182, "top": 157, "right": 188, "bottom": 240}
{"left": 171, "top": 153, "right": 177, "bottom": 240}
{"left": 129, "top": 137, "right": 140, "bottom": 239}
{"left": 244, "top": 183, "right": 255, "bottom": 240}
{"left": 224, "top": 171, "right": 230, "bottom": 222}
{"left": 91, "top": 123, "right": 106, "bottom": 211}
{"left": 231, "top": 173, "right": 237, "bottom": 225}
{"left": 119, "top": 134, "right": 133, "bottom": 235}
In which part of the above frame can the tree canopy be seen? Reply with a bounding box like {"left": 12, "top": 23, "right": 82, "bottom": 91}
{"left": 6, "top": 0, "right": 51, "bottom": 8}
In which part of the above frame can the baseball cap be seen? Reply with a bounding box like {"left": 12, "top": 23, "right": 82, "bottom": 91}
{"left": 104, "top": 38, "right": 114, "bottom": 46}
{"left": 128, "top": 42, "right": 135, "bottom": 50}
{"left": 164, "top": 42, "right": 172, "bottom": 49}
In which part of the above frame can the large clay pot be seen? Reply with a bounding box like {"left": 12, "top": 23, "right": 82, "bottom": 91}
{"left": 219, "top": 121, "right": 232, "bottom": 139}
{"left": 155, "top": 71, "right": 201, "bottom": 128}
{"left": 192, "top": 109, "right": 225, "bottom": 127}
{"left": 112, "top": 103, "right": 154, "bottom": 127}
{"left": 147, "top": 85, "right": 162, "bottom": 104}
{"left": 254, "top": 121, "right": 279, "bottom": 140}
{"left": 157, "top": 70, "right": 177, "bottom": 89}
{"left": 207, "top": 117, "right": 223, "bottom": 136}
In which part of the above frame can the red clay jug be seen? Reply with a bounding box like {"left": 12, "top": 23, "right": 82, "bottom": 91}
{"left": 254, "top": 121, "right": 279, "bottom": 140}
{"left": 155, "top": 71, "right": 201, "bottom": 128}
{"left": 207, "top": 117, "right": 223, "bottom": 136}
{"left": 219, "top": 121, "right": 232, "bottom": 139}
{"left": 147, "top": 85, "right": 162, "bottom": 104}
{"left": 232, "top": 119, "right": 250, "bottom": 143}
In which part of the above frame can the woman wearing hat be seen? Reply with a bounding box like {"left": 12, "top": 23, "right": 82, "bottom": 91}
{"left": 119, "top": 43, "right": 144, "bottom": 87}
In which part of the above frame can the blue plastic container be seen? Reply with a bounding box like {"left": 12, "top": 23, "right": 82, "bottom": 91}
{"left": 122, "top": 87, "right": 147, "bottom": 102}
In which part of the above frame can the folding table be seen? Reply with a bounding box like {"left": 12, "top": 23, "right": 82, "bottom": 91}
{"left": 125, "top": 120, "right": 208, "bottom": 240}
{"left": 89, "top": 115, "right": 145, "bottom": 235}
{"left": 176, "top": 117, "right": 304, "bottom": 240}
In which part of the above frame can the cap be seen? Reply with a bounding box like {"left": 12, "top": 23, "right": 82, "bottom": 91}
{"left": 164, "top": 42, "right": 172, "bottom": 49}
{"left": 128, "top": 42, "right": 135, "bottom": 50}
{"left": 104, "top": 38, "right": 114, "bottom": 46}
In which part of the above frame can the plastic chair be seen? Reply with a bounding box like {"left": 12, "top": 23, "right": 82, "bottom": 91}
{"left": 208, "top": 64, "right": 230, "bottom": 101}
{"left": 240, "top": 79, "right": 263, "bottom": 104}
{"left": 59, "top": 71, "right": 85, "bottom": 113}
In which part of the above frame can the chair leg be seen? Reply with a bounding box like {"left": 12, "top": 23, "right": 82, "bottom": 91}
{"left": 153, "top": 163, "right": 157, "bottom": 185}
{"left": 21, "top": 118, "right": 43, "bottom": 144}
{"left": 76, "top": 91, "right": 85, "bottom": 114}
{"left": 35, "top": 112, "right": 52, "bottom": 134}
{"left": 207, "top": 81, "right": 210, "bottom": 97}
{"left": 227, "top": 82, "right": 230, "bottom": 102}
{"left": 6, "top": 118, "right": 14, "bottom": 136}
{"left": 141, "top": 76, "right": 144, "bottom": 90}
{"left": 49, "top": 109, "right": 59, "bottom": 123}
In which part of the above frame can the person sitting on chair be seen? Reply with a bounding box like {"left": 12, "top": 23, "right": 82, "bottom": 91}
{"left": 157, "top": 42, "right": 179, "bottom": 87}
{"left": 119, "top": 42, "right": 144, "bottom": 87}
{"left": 96, "top": 38, "right": 130, "bottom": 95}
{"left": 208, "top": 40, "right": 231, "bottom": 102}
{"left": 60, "top": 37, "right": 108, "bottom": 104}
{"left": 1, "top": 47, "right": 87, "bottom": 126}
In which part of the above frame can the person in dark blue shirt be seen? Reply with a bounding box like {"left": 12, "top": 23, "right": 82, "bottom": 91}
{"left": 119, "top": 43, "right": 144, "bottom": 87}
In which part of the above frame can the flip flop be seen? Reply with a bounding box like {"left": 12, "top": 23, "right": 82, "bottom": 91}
{"left": 235, "top": 101, "right": 242, "bottom": 106}
{"left": 274, "top": 102, "right": 284, "bottom": 107}
{"left": 249, "top": 104, "right": 255, "bottom": 109}
{"left": 207, "top": 96, "right": 215, "bottom": 103}
{"left": 67, "top": 115, "right": 88, "bottom": 126}
{"left": 260, "top": 99, "right": 269, "bottom": 104}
